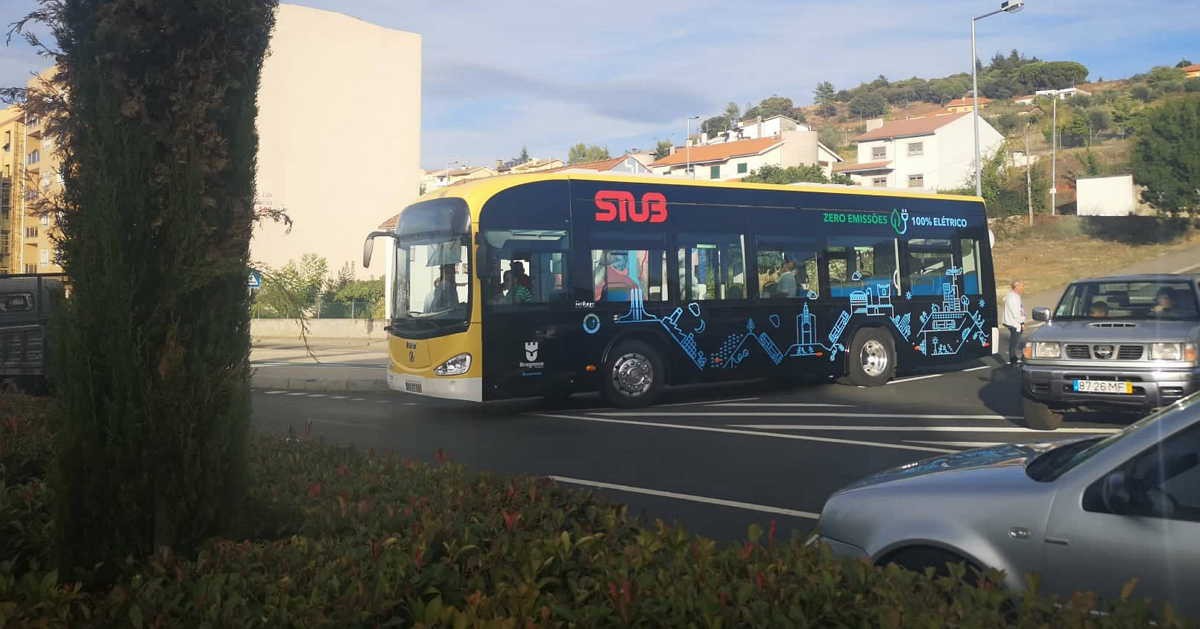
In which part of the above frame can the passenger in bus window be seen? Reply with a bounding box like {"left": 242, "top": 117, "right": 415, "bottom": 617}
{"left": 776, "top": 260, "right": 798, "bottom": 298}
{"left": 509, "top": 261, "right": 534, "bottom": 303}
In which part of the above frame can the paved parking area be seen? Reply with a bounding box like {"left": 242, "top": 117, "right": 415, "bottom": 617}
{"left": 251, "top": 361, "right": 1130, "bottom": 542}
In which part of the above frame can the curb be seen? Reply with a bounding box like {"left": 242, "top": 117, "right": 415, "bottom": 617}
{"left": 251, "top": 374, "right": 389, "bottom": 392}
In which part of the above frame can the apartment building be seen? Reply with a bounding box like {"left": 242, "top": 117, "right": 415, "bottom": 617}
{"left": 835, "top": 112, "right": 1003, "bottom": 191}
{"left": 651, "top": 131, "right": 842, "bottom": 181}
{"left": 0, "top": 103, "right": 61, "bottom": 275}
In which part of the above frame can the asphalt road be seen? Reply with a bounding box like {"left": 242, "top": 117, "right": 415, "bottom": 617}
{"left": 251, "top": 360, "right": 1133, "bottom": 543}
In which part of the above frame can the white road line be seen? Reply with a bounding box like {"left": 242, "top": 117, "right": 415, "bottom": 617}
{"left": 709, "top": 402, "right": 851, "bottom": 408}
{"left": 963, "top": 365, "right": 993, "bottom": 372}
{"left": 657, "top": 396, "right": 761, "bottom": 408}
{"left": 285, "top": 392, "right": 308, "bottom": 397}
{"left": 534, "top": 413, "right": 956, "bottom": 454}
{"left": 351, "top": 398, "right": 366, "bottom": 401}
{"left": 888, "top": 373, "right": 945, "bottom": 385}
{"left": 905, "top": 440, "right": 1006, "bottom": 448}
{"left": 264, "top": 390, "right": 287, "bottom": 395}
{"left": 307, "top": 394, "right": 327, "bottom": 398}
{"left": 598, "top": 411, "right": 1023, "bottom": 420}
{"left": 330, "top": 395, "right": 348, "bottom": 400}
{"left": 549, "top": 475, "right": 820, "bottom": 520}
{"left": 732, "top": 424, "right": 1120, "bottom": 434}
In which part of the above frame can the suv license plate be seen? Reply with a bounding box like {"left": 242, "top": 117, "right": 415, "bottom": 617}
{"left": 1073, "top": 380, "right": 1132, "bottom": 394}
{"left": 405, "top": 380, "right": 422, "bottom": 393}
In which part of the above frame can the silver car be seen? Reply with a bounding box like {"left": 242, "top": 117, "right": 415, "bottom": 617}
{"left": 814, "top": 396, "right": 1200, "bottom": 618}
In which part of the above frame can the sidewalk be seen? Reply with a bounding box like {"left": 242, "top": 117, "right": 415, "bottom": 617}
{"left": 251, "top": 339, "right": 389, "bottom": 392}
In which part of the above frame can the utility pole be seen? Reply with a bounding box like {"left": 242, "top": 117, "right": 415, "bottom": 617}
{"left": 1050, "top": 92, "right": 1058, "bottom": 215}
{"left": 971, "top": 0, "right": 1024, "bottom": 197}
{"left": 1025, "top": 122, "right": 1033, "bottom": 226}
{"left": 686, "top": 115, "right": 700, "bottom": 179}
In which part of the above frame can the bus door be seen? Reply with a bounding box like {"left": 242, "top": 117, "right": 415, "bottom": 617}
{"left": 672, "top": 232, "right": 755, "bottom": 376}
{"left": 478, "top": 227, "right": 574, "bottom": 399}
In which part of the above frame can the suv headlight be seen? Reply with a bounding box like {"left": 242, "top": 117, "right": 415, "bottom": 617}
{"left": 1025, "top": 342, "right": 1061, "bottom": 359}
{"left": 1150, "top": 343, "right": 1196, "bottom": 362}
{"left": 434, "top": 353, "right": 472, "bottom": 376}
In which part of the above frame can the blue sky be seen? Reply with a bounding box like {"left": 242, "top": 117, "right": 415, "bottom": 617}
{"left": 1, "top": 0, "right": 1197, "bottom": 170}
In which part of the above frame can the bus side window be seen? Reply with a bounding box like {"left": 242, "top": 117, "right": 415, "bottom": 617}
{"left": 677, "top": 233, "right": 746, "bottom": 301}
{"left": 826, "top": 237, "right": 897, "bottom": 298}
{"left": 755, "top": 237, "right": 819, "bottom": 300}
{"left": 591, "top": 249, "right": 667, "bottom": 302}
{"left": 905, "top": 238, "right": 955, "bottom": 297}
{"left": 481, "top": 229, "right": 569, "bottom": 307}
{"left": 959, "top": 238, "right": 981, "bottom": 295}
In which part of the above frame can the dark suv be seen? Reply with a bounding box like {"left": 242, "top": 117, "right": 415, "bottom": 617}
{"left": 1020, "top": 274, "right": 1200, "bottom": 429}
{"left": 0, "top": 274, "right": 64, "bottom": 394}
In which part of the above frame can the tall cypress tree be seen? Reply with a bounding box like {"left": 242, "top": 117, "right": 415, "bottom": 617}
{"left": 17, "top": 0, "right": 277, "bottom": 577}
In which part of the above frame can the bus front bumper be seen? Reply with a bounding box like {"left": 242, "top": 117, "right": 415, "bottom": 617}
{"left": 387, "top": 371, "right": 483, "bottom": 402}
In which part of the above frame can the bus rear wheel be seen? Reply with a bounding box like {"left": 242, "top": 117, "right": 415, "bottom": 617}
{"left": 846, "top": 328, "right": 896, "bottom": 387}
{"left": 603, "top": 340, "right": 664, "bottom": 408}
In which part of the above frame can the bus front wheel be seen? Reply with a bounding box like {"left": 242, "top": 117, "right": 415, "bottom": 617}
{"left": 603, "top": 340, "right": 664, "bottom": 408}
{"left": 846, "top": 328, "right": 896, "bottom": 387}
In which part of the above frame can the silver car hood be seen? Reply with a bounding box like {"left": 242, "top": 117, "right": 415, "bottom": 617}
{"left": 1027, "top": 319, "right": 1200, "bottom": 343}
{"left": 837, "top": 443, "right": 1057, "bottom": 494}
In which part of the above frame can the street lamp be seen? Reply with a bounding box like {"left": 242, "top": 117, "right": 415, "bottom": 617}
{"left": 1041, "top": 87, "right": 1071, "bottom": 215}
{"left": 686, "top": 115, "right": 700, "bottom": 179}
{"left": 971, "top": 0, "right": 1024, "bottom": 197}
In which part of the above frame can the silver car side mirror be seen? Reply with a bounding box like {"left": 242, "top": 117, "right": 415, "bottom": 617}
{"left": 1032, "top": 307, "right": 1051, "bottom": 323}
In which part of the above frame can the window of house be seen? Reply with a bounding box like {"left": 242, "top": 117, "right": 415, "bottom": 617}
{"left": 39, "top": 215, "right": 49, "bottom": 226}
{"left": 905, "top": 239, "right": 956, "bottom": 296}
{"left": 678, "top": 233, "right": 746, "bottom": 301}
{"left": 756, "top": 237, "right": 820, "bottom": 300}
{"left": 826, "top": 237, "right": 898, "bottom": 298}
{"left": 26, "top": 149, "right": 39, "bottom": 165}
{"left": 24, "top": 226, "right": 37, "bottom": 238}
{"left": 710, "top": 165, "right": 721, "bottom": 179}
{"left": 38, "top": 248, "right": 49, "bottom": 265}
{"left": 871, "top": 176, "right": 887, "bottom": 187}
{"left": 737, "top": 163, "right": 748, "bottom": 174}
{"left": 591, "top": 249, "right": 668, "bottom": 302}
{"left": 871, "top": 146, "right": 886, "bottom": 160}
{"left": 23, "top": 264, "right": 36, "bottom": 274}
{"left": 908, "top": 142, "right": 924, "bottom": 157}
{"left": 908, "top": 174, "right": 925, "bottom": 188}
{"left": 481, "top": 229, "right": 570, "bottom": 307}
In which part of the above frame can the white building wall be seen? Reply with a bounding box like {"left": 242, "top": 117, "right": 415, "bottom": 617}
{"left": 1077, "top": 175, "right": 1136, "bottom": 216}
{"left": 934, "top": 114, "right": 1003, "bottom": 191}
{"left": 254, "top": 4, "right": 421, "bottom": 277}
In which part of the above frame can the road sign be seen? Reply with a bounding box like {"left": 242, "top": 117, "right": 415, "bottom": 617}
{"left": 247, "top": 270, "right": 262, "bottom": 289}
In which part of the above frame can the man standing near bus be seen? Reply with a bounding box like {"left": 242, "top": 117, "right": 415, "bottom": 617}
{"left": 1003, "top": 279, "right": 1025, "bottom": 365}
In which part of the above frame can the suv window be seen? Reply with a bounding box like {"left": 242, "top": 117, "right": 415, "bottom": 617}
{"left": 1055, "top": 280, "right": 1200, "bottom": 321}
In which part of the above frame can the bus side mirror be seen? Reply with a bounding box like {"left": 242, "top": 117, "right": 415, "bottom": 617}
{"left": 362, "top": 231, "right": 393, "bottom": 269}
{"left": 1032, "top": 307, "right": 1051, "bottom": 322}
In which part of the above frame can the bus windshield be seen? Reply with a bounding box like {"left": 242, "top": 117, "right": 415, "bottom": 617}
{"left": 392, "top": 199, "right": 471, "bottom": 336}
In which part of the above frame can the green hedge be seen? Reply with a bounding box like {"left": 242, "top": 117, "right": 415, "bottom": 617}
{"left": 0, "top": 397, "right": 1190, "bottom": 627}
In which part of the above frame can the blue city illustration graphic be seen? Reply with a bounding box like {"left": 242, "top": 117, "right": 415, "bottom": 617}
{"left": 583, "top": 267, "right": 988, "bottom": 369}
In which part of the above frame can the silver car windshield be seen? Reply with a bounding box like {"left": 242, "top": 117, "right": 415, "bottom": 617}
{"left": 1054, "top": 280, "right": 1200, "bottom": 321}
{"left": 1027, "top": 396, "right": 1199, "bottom": 481}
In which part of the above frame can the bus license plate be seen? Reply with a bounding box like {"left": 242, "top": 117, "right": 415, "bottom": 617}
{"left": 405, "top": 380, "right": 422, "bottom": 393}
{"left": 1073, "top": 380, "right": 1132, "bottom": 394}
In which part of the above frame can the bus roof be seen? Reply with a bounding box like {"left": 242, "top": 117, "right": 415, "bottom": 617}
{"left": 415, "top": 172, "right": 985, "bottom": 220}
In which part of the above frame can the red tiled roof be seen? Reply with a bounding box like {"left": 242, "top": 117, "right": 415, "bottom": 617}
{"left": 548, "top": 155, "right": 628, "bottom": 172}
{"left": 1184, "top": 64, "right": 1200, "bottom": 73}
{"left": 650, "top": 137, "right": 780, "bottom": 167}
{"left": 833, "top": 160, "right": 892, "bottom": 173}
{"left": 378, "top": 213, "right": 399, "bottom": 230}
{"left": 853, "top": 112, "right": 968, "bottom": 142}
{"left": 945, "top": 97, "right": 991, "bottom": 108}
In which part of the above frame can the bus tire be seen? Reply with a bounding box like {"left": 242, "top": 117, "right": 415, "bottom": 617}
{"left": 603, "top": 340, "right": 664, "bottom": 408}
{"left": 846, "top": 328, "right": 895, "bottom": 387}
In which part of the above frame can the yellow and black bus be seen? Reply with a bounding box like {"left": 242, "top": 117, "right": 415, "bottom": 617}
{"left": 363, "top": 173, "right": 996, "bottom": 407}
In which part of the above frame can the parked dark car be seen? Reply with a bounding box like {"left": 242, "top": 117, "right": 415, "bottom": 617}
{"left": 1020, "top": 274, "right": 1200, "bottom": 429}
{"left": 0, "top": 274, "right": 65, "bottom": 394}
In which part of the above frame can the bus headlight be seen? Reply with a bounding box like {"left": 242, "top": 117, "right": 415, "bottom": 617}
{"left": 434, "top": 353, "right": 472, "bottom": 376}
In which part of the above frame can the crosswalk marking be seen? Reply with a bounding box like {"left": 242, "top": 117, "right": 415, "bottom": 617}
{"left": 730, "top": 424, "right": 1120, "bottom": 434}
{"left": 598, "top": 411, "right": 1024, "bottom": 421}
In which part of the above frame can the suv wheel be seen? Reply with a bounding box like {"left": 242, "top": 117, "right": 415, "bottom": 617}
{"left": 1022, "top": 396, "right": 1064, "bottom": 430}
